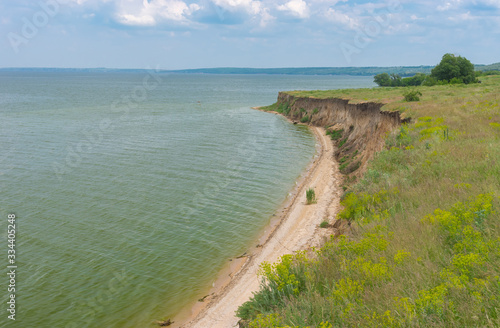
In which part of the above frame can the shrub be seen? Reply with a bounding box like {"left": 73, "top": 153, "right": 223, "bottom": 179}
{"left": 403, "top": 90, "right": 422, "bottom": 102}
{"left": 320, "top": 221, "right": 329, "bottom": 228}
{"left": 402, "top": 73, "right": 427, "bottom": 86}
{"left": 431, "top": 53, "right": 478, "bottom": 84}
{"left": 450, "top": 77, "right": 463, "bottom": 84}
{"left": 300, "top": 115, "right": 310, "bottom": 123}
{"left": 375, "top": 73, "right": 428, "bottom": 87}
{"left": 422, "top": 76, "right": 438, "bottom": 86}
{"left": 306, "top": 188, "right": 316, "bottom": 204}
{"left": 326, "top": 129, "right": 343, "bottom": 140}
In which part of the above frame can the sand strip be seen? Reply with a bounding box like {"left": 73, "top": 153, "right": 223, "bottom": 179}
{"left": 176, "top": 119, "right": 342, "bottom": 328}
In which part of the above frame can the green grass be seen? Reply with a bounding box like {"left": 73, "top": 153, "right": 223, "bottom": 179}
{"left": 326, "top": 129, "right": 343, "bottom": 140}
{"left": 300, "top": 115, "right": 310, "bottom": 123}
{"left": 287, "top": 75, "right": 500, "bottom": 112}
{"left": 306, "top": 188, "right": 316, "bottom": 205}
{"left": 238, "top": 75, "right": 500, "bottom": 328}
{"left": 261, "top": 102, "right": 292, "bottom": 116}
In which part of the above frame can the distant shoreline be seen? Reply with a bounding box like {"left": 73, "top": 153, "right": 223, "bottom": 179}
{"left": 0, "top": 66, "right": 433, "bottom": 76}
{"left": 3, "top": 64, "right": 498, "bottom": 77}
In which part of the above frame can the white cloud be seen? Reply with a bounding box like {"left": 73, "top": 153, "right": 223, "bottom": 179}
{"left": 213, "top": 0, "right": 256, "bottom": 11}
{"left": 448, "top": 10, "right": 473, "bottom": 21}
{"left": 437, "top": 0, "right": 463, "bottom": 11}
{"left": 119, "top": 13, "right": 156, "bottom": 25}
{"left": 483, "top": 0, "right": 500, "bottom": 9}
{"left": 208, "top": 0, "right": 275, "bottom": 27}
{"left": 257, "top": 7, "right": 274, "bottom": 27}
{"left": 277, "top": 0, "right": 310, "bottom": 19}
{"left": 64, "top": 0, "right": 113, "bottom": 5}
{"left": 115, "top": 0, "right": 200, "bottom": 26}
{"left": 211, "top": 0, "right": 264, "bottom": 16}
{"left": 324, "top": 8, "right": 358, "bottom": 29}
{"left": 307, "top": 0, "right": 346, "bottom": 4}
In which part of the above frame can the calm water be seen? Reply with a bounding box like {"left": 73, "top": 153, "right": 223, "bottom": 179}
{"left": 0, "top": 72, "right": 374, "bottom": 327}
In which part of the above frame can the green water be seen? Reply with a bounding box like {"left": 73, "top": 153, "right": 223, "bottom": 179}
{"left": 0, "top": 72, "right": 374, "bottom": 327}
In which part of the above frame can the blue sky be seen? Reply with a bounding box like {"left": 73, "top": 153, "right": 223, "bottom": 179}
{"left": 1, "top": 0, "right": 499, "bottom": 69}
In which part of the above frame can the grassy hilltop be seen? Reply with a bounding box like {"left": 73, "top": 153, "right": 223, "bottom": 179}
{"left": 237, "top": 76, "right": 500, "bottom": 327}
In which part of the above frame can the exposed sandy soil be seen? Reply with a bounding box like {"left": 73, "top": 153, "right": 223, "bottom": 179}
{"left": 276, "top": 93, "right": 405, "bottom": 178}
{"left": 175, "top": 122, "right": 342, "bottom": 328}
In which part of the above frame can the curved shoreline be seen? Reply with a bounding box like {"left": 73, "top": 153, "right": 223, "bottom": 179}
{"left": 174, "top": 117, "right": 341, "bottom": 327}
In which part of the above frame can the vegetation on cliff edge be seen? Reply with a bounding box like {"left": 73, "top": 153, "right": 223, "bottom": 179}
{"left": 238, "top": 75, "right": 500, "bottom": 327}
{"left": 374, "top": 54, "right": 480, "bottom": 87}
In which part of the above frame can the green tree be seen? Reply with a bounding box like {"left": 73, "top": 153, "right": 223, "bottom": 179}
{"left": 422, "top": 75, "right": 438, "bottom": 86}
{"left": 402, "top": 73, "right": 427, "bottom": 86}
{"left": 431, "top": 53, "right": 478, "bottom": 84}
{"left": 374, "top": 73, "right": 391, "bottom": 86}
{"left": 390, "top": 73, "right": 402, "bottom": 86}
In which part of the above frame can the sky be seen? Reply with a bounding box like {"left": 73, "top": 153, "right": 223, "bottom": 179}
{"left": 1, "top": 0, "right": 499, "bottom": 69}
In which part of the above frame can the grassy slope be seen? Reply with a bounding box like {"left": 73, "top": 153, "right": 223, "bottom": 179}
{"left": 237, "top": 76, "right": 500, "bottom": 327}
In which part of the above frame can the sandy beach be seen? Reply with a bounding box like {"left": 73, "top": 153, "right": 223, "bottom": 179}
{"left": 176, "top": 122, "right": 341, "bottom": 328}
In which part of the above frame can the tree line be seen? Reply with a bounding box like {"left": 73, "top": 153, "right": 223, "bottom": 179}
{"left": 374, "top": 53, "right": 486, "bottom": 87}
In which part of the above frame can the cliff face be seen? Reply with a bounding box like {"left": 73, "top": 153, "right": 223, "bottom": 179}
{"left": 276, "top": 92, "right": 407, "bottom": 178}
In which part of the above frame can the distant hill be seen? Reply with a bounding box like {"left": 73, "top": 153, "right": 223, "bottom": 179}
{"left": 1, "top": 63, "right": 498, "bottom": 76}
{"left": 476, "top": 62, "right": 500, "bottom": 71}
{"left": 0, "top": 67, "right": 149, "bottom": 73}
{"left": 165, "top": 66, "right": 435, "bottom": 77}
{"left": 0, "top": 66, "right": 433, "bottom": 76}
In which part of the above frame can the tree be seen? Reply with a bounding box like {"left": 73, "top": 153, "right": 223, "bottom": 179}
{"left": 374, "top": 73, "right": 404, "bottom": 87}
{"left": 422, "top": 75, "right": 438, "bottom": 86}
{"left": 374, "top": 73, "right": 391, "bottom": 86}
{"left": 390, "top": 73, "right": 402, "bottom": 86}
{"left": 431, "top": 53, "right": 478, "bottom": 84}
{"left": 402, "top": 73, "right": 427, "bottom": 86}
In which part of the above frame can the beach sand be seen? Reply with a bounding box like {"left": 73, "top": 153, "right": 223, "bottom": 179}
{"left": 175, "top": 122, "right": 342, "bottom": 328}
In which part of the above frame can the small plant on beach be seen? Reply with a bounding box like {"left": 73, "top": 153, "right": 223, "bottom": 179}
{"left": 320, "top": 220, "right": 329, "bottom": 228}
{"left": 301, "top": 115, "right": 310, "bottom": 123}
{"left": 306, "top": 188, "right": 317, "bottom": 204}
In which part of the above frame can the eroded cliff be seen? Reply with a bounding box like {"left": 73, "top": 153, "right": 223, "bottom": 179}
{"left": 275, "top": 92, "right": 408, "bottom": 181}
